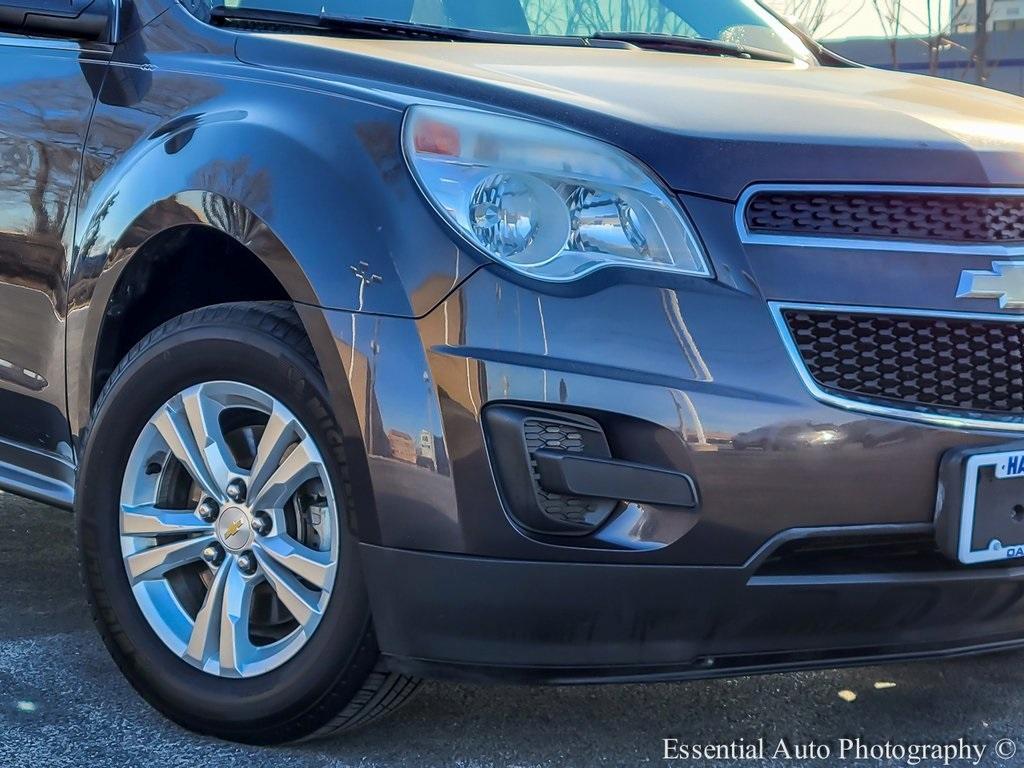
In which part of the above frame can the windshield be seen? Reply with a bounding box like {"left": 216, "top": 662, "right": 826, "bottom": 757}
{"left": 191, "top": 0, "right": 814, "bottom": 61}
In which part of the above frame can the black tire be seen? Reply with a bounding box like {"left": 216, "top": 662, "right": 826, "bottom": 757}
{"left": 77, "top": 302, "right": 419, "bottom": 744}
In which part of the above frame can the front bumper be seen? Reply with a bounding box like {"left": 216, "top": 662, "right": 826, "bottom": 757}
{"left": 300, "top": 189, "right": 1024, "bottom": 681}
{"left": 363, "top": 539, "right": 1024, "bottom": 681}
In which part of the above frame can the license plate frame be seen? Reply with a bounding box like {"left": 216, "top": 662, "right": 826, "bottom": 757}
{"left": 937, "top": 446, "right": 1024, "bottom": 565}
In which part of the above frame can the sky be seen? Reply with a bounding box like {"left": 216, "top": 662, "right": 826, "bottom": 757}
{"left": 795, "top": 1, "right": 956, "bottom": 39}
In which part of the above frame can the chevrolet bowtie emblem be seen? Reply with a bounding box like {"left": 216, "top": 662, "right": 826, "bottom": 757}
{"left": 225, "top": 519, "right": 246, "bottom": 538}
{"left": 957, "top": 261, "right": 1024, "bottom": 309}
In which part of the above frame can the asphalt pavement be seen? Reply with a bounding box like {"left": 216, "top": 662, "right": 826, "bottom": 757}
{"left": 3, "top": 490, "right": 1024, "bottom": 768}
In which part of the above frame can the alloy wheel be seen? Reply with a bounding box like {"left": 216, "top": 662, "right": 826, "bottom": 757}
{"left": 119, "top": 381, "right": 339, "bottom": 678}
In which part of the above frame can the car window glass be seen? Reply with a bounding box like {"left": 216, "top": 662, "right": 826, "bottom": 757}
{"left": 182, "top": 0, "right": 810, "bottom": 60}
{"left": 410, "top": 0, "right": 447, "bottom": 26}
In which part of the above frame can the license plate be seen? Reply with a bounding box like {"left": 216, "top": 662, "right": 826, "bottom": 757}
{"left": 956, "top": 450, "right": 1024, "bottom": 564}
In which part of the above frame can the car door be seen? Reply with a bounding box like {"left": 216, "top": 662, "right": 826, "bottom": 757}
{"left": 0, "top": 19, "right": 108, "bottom": 500}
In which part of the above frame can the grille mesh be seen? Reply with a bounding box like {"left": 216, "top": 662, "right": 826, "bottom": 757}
{"left": 783, "top": 310, "right": 1024, "bottom": 414}
{"left": 746, "top": 191, "right": 1024, "bottom": 244}
{"left": 524, "top": 419, "right": 597, "bottom": 525}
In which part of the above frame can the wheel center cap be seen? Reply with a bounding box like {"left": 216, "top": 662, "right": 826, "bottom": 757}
{"left": 216, "top": 506, "right": 252, "bottom": 551}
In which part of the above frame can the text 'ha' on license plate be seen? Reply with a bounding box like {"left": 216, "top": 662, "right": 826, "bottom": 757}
{"left": 995, "top": 452, "right": 1024, "bottom": 479}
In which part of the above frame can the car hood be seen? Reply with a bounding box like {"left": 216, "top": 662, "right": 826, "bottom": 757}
{"left": 236, "top": 36, "right": 1024, "bottom": 199}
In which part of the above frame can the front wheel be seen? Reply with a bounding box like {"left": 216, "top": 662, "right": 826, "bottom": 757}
{"left": 77, "top": 303, "right": 418, "bottom": 743}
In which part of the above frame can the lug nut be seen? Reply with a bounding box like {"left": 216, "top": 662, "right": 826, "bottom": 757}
{"left": 237, "top": 552, "right": 257, "bottom": 576}
{"left": 226, "top": 478, "right": 247, "bottom": 503}
{"left": 251, "top": 512, "right": 272, "bottom": 536}
{"left": 201, "top": 543, "right": 225, "bottom": 567}
{"left": 197, "top": 499, "right": 220, "bottom": 522}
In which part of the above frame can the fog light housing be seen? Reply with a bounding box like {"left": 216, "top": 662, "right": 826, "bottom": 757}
{"left": 483, "top": 405, "right": 616, "bottom": 536}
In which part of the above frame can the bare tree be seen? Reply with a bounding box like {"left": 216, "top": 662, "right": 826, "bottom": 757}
{"left": 921, "top": 0, "right": 971, "bottom": 75}
{"left": 871, "top": 0, "right": 904, "bottom": 68}
{"left": 521, "top": 0, "right": 693, "bottom": 36}
{"left": 894, "top": 0, "right": 972, "bottom": 77}
{"left": 521, "top": 0, "right": 566, "bottom": 34}
{"left": 766, "top": 0, "right": 866, "bottom": 38}
{"left": 975, "top": 0, "right": 989, "bottom": 84}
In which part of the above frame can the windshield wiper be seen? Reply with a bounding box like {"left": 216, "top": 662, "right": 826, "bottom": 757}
{"left": 207, "top": 8, "right": 790, "bottom": 60}
{"left": 210, "top": 6, "right": 497, "bottom": 41}
{"left": 209, "top": 6, "right": 593, "bottom": 46}
{"left": 588, "top": 32, "right": 795, "bottom": 63}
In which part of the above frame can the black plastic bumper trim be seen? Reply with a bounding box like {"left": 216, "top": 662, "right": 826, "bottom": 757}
{"left": 534, "top": 449, "right": 697, "bottom": 508}
{"left": 384, "top": 635, "right": 1024, "bottom": 686}
{"left": 361, "top": 540, "right": 1024, "bottom": 677}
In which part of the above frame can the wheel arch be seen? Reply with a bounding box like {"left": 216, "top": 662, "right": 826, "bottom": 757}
{"left": 67, "top": 88, "right": 426, "bottom": 541}
{"left": 69, "top": 191, "right": 314, "bottom": 428}
{"left": 67, "top": 195, "right": 376, "bottom": 542}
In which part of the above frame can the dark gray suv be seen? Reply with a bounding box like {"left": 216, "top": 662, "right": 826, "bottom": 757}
{"left": 4, "top": 0, "right": 1024, "bottom": 745}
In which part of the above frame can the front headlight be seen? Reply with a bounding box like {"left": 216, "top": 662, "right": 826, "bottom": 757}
{"left": 402, "top": 106, "right": 711, "bottom": 283}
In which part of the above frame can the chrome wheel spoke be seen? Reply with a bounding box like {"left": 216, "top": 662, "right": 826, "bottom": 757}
{"left": 257, "top": 534, "right": 335, "bottom": 590}
{"left": 152, "top": 399, "right": 222, "bottom": 502}
{"left": 254, "top": 549, "right": 322, "bottom": 625}
{"left": 249, "top": 439, "right": 320, "bottom": 511}
{"left": 248, "top": 406, "right": 300, "bottom": 504}
{"left": 125, "top": 534, "right": 216, "bottom": 584}
{"left": 184, "top": 560, "right": 230, "bottom": 666}
{"left": 121, "top": 504, "right": 212, "bottom": 537}
{"left": 181, "top": 385, "right": 244, "bottom": 492}
{"left": 219, "top": 560, "right": 257, "bottom": 677}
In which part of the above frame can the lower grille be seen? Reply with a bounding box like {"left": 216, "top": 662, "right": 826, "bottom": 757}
{"left": 756, "top": 532, "right": 949, "bottom": 576}
{"left": 781, "top": 308, "right": 1024, "bottom": 415}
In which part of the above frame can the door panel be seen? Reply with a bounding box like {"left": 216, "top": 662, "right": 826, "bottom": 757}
{"left": 0, "top": 37, "right": 104, "bottom": 460}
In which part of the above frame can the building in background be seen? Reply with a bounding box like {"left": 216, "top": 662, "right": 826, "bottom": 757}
{"left": 417, "top": 430, "right": 437, "bottom": 470}
{"left": 386, "top": 429, "right": 417, "bottom": 464}
{"left": 813, "top": 0, "right": 1024, "bottom": 97}
{"left": 828, "top": 30, "right": 1024, "bottom": 95}
{"left": 953, "top": 0, "right": 1024, "bottom": 31}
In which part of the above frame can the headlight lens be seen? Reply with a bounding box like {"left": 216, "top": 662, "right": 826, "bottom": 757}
{"left": 403, "top": 106, "right": 711, "bottom": 282}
